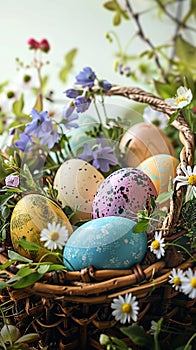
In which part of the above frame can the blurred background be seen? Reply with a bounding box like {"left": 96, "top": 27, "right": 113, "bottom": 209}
{"left": 0, "top": 0, "right": 195, "bottom": 120}
{"left": 1, "top": 0, "right": 192, "bottom": 90}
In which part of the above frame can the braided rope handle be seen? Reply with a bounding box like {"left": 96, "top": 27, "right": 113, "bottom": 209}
{"left": 105, "top": 85, "right": 195, "bottom": 233}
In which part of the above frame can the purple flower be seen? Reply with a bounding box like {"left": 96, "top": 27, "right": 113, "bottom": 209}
{"left": 75, "top": 67, "right": 96, "bottom": 88}
{"left": 63, "top": 103, "right": 75, "bottom": 119}
{"left": 92, "top": 146, "right": 118, "bottom": 172}
{"left": 78, "top": 139, "right": 118, "bottom": 172}
{"left": 25, "top": 109, "right": 53, "bottom": 138}
{"left": 40, "top": 129, "right": 59, "bottom": 149}
{"left": 78, "top": 143, "right": 94, "bottom": 163}
{"left": 62, "top": 108, "right": 79, "bottom": 130}
{"left": 5, "top": 174, "right": 20, "bottom": 188}
{"left": 99, "top": 80, "right": 112, "bottom": 91}
{"left": 14, "top": 132, "right": 32, "bottom": 152}
{"left": 74, "top": 96, "right": 91, "bottom": 113}
{"left": 64, "top": 88, "right": 80, "bottom": 99}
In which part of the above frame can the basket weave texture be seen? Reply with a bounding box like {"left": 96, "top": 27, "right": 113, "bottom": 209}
{"left": 0, "top": 85, "right": 195, "bottom": 350}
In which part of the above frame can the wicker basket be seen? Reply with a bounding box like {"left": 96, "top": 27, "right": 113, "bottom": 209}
{"left": 0, "top": 85, "right": 195, "bottom": 350}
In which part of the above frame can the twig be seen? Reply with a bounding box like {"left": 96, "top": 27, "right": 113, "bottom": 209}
{"left": 124, "top": 0, "right": 167, "bottom": 81}
{"left": 155, "top": 0, "right": 196, "bottom": 33}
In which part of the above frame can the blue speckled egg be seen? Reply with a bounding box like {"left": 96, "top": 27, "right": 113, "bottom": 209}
{"left": 92, "top": 167, "right": 157, "bottom": 221}
{"left": 63, "top": 216, "right": 147, "bottom": 270}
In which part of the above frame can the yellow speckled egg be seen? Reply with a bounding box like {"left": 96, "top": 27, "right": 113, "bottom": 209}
{"left": 10, "top": 194, "right": 73, "bottom": 261}
{"left": 119, "top": 123, "right": 176, "bottom": 167}
{"left": 53, "top": 159, "right": 104, "bottom": 224}
{"left": 137, "top": 154, "right": 179, "bottom": 194}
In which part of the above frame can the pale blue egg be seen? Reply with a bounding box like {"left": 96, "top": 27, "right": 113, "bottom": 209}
{"left": 63, "top": 216, "right": 147, "bottom": 270}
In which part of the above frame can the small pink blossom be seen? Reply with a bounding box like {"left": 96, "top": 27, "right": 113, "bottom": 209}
{"left": 27, "top": 38, "right": 40, "bottom": 50}
{"left": 5, "top": 175, "right": 20, "bottom": 188}
{"left": 39, "top": 39, "right": 50, "bottom": 53}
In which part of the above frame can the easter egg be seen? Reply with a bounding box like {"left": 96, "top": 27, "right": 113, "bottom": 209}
{"left": 10, "top": 193, "right": 73, "bottom": 261}
{"left": 137, "top": 154, "right": 179, "bottom": 194}
{"left": 53, "top": 159, "right": 104, "bottom": 224}
{"left": 92, "top": 167, "right": 157, "bottom": 220}
{"left": 119, "top": 123, "right": 176, "bottom": 167}
{"left": 63, "top": 216, "right": 147, "bottom": 270}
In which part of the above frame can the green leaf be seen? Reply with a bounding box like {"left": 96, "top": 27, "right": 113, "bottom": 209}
{"left": 133, "top": 220, "right": 149, "bottom": 233}
{"left": 111, "top": 336, "right": 130, "bottom": 349}
{"left": 16, "top": 266, "right": 35, "bottom": 277}
{"left": 33, "top": 93, "right": 43, "bottom": 112}
{"left": 103, "top": 0, "right": 117, "bottom": 11}
{"left": 155, "top": 191, "right": 173, "bottom": 204}
{"left": 0, "top": 80, "right": 9, "bottom": 93}
{"left": 0, "top": 193, "right": 15, "bottom": 207}
{"left": 37, "top": 264, "right": 50, "bottom": 274}
{"left": 120, "top": 324, "right": 154, "bottom": 349}
{"left": 8, "top": 250, "right": 32, "bottom": 263}
{"left": 11, "top": 271, "right": 43, "bottom": 289}
{"left": 59, "top": 48, "right": 78, "bottom": 83}
{"left": 175, "top": 35, "right": 196, "bottom": 71}
{"left": 167, "top": 110, "right": 179, "bottom": 126}
{"left": 46, "top": 264, "right": 66, "bottom": 271}
{"left": 182, "top": 0, "right": 196, "bottom": 23}
{"left": 154, "top": 80, "right": 179, "bottom": 99}
{"left": 0, "top": 259, "right": 13, "bottom": 270}
{"left": 151, "top": 209, "right": 167, "bottom": 218}
{"left": 15, "top": 333, "right": 40, "bottom": 344}
{"left": 18, "top": 238, "right": 43, "bottom": 251}
{"left": 0, "top": 280, "right": 8, "bottom": 289}
{"left": 113, "top": 11, "right": 121, "bottom": 25}
{"left": 12, "top": 94, "right": 25, "bottom": 117}
{"left": 21, "top": 163, "right": 44, "bottom": 193}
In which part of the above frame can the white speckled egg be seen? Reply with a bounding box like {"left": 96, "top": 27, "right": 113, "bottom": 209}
{"left": 54, "top": 159, "right": 104, "bottom": 224}
{"left": 63, "top": 216, "right": 147, "bottom": 270}
{"left": 92, "top": 167, "right": 157, "bottom": 220}
{"left": 137, "top": 154, "right": 179, "bottom": 194}
{"left": 119, "top": 123, "right": 176, "bottom": 167}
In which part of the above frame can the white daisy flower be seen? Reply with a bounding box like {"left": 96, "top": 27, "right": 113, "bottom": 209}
{"left": 173, "top": 165, "right": 196, "bottom": 202}
{"left": 149, "top": 231, "right": 165, "bottom": 259}
{"left": 165, "top": 86, "right": 193, "bottom": 109}
{"left": 143, "top": 106, "right": 168, "bottom": 129}
{"left": 40, "top": 222, "right": 69, "bottom": 250}
{"left": 111, "top": 293, "right": 139, "bottom": 324}
{"left": 169, "top": 268, "right": 185, "bottom": 291}
{"left": 181, "top": 268, "right": 196, "bottom": 299}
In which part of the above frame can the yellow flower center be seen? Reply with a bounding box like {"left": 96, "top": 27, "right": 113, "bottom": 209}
{"left": 188, "top": 175, "right": 196, "bottom": 186}
{"left": 176, "top": 96, "right": 187, "bottom": 104}
{"left": 50, "top": 231, "right": 60, "bottom": 241}
{"left": 190, "top": 277, "right": 196, "bottom": 288}
{"left": 121, "top": 303, "right": 132, "bottom": 314}
{"left": 151, "top": 240, "right": 160, "bottom": 250}
{"left": 173, "top": 277, "right": 181, "bottom": 286}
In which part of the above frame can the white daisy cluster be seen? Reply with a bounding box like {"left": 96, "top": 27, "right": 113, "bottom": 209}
{"left": 169, "top": 268, "right": 196, "bottom": 299}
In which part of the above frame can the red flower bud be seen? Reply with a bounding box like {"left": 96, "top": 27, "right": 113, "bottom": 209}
{"left": 39, "top": 39, "right": 50, "bottom": 53}
{"left": 27, "top": 38, "right": 40, "bottom": 50}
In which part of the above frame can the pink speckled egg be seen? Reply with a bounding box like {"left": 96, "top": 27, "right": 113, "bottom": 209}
{"left": 92, "top": 168, "right": 157, "bottom": 221}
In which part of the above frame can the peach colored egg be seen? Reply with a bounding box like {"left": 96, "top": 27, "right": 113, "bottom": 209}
{"left": 119, "top": 123, "right": 176, "bottom": 167}
{"left": 137, "top": 154, "right": 179, "bottom": 194}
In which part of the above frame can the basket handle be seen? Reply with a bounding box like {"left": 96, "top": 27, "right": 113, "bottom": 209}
{"left": 105, "top": 85, "right": 195, "bottom": 234}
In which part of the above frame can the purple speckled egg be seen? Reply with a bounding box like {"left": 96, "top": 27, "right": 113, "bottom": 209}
{"left": 92, "top": 167, "right": 157, "bottom": 221}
